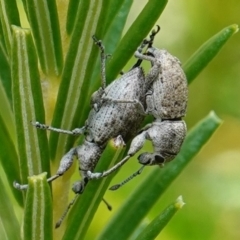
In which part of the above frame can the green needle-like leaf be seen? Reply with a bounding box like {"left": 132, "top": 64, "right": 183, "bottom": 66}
{"left": 0, "top": 177, "right": 21, "bottom": 240}
{"left": 135, "top": 196, "right": 185, "bottom": 240}
{"left": 0, "top": 114, "right": 23, "bottom": 205}
{"left": 11, "top": 26, "right": 50, "bottom": 185}
{"left": 103, "top": 0, "right": 134, "bottom": 54}
{"left": 183, "top": 24, "right": 239, "bottom": 83}
{"left": 0, "top": 0, "right": 20, "bottom": 55}
{"left": 0, "top": 42, "right": 12, "bottom": 102}
{"left": 103, "top": 1, "right": 128, "bottom": 35}
{"left": 0, "top": 78, "right": 15, "bottom": 141}
{"left": 98, "top": 111, "right": 221, "bottom": 240}
{"left": 23, "top": 173, "right": 53, "bottom": 240}
{"left": 0, "top": 0, "right": 20, "bottom": 103}
{"left": 23, "top": 0, "right": 63, "bottom": 76}
{"left": 65, "top": 0, "right": 81, "bottom": 35}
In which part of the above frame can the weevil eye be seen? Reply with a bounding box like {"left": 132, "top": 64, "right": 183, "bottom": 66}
{"left": 154, "top": 154, "right": 165, "bottom": 164}
{"left": 138, "top": 153, "right": 165, "bottom": 166}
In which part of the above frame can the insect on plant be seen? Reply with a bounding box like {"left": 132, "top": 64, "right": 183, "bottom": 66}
{"left": 14, "top": 28, "right": 161, "bottom": 226}
{"left": 87, "top": 27, "right": 188, "bottom": 190}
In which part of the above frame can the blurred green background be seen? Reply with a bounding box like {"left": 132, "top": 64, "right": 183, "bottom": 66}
{"left": 85, "top": 1, "right": 240, "bottom": 239}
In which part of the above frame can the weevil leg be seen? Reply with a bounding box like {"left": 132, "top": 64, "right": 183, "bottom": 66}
{"left": 13, "top": 173, "right": 62, "bottom": 190}
{"left": 91, "top": 35, "right": 111, "bottom": 111}
{"left": 134, "top": 49, "right": 156, "bottom": 63}
{"left": 87, "top": 131, "right": 148, "bottom": 179}
{"left": 92, "top": 35, "right": 111, "bottom": 90}
{"left": 14, "top": 148, "right": 77, "bottom": 190}
{"left": 31, "top": 121, "right": 86, "bottom": 135}
{"left": 135, "top": 47, "right": 162, "bottom": 90}
{"left": 134, "top": 46, "right": 162, "bottom": 89}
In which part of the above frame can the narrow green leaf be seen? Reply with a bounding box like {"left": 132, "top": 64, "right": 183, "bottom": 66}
{"left": 183, "top": 24, "right": 239, "bottom": 83}
{"left": 0, "top": 17, "right": 7, "bottom": 51}
{"left": 23, "top": 172, "right": 53, "bottom": 240}
{"left": 104, "top": 0, "right": 134, "bottom": 54}
{"left": 63, "top": 140, "right": 125, "bottom": 240}
{"left": 23, "top": 0, "right": 63, "bottom": 76}
{"left": 98, "top": 111, "right": 221, "bottom": 240}
{"left": 49, "top": 0, "right": 111, "bottom": 161}
{"left": 0, "top": 177, "right": 21, "bottom": 240}
{"left": 135, "top": 196, "right": 185, "bottom": 240}
{"left": 103, "top": 1, "right": 127, "bottom": 35}
{"left": 0, "top": 79, "right": 15, "bottom": 141}
{"left": 11, "top": 26, "right": 50, "bottom": 185}
{"left": 66, "top": 0, "right": 126, "bottom": 37}
{"left": 0, "top": 44, "right": 12, "bottom": 103}
{"left": 21, "top": 0, "right": 27, "bottom": 12}
{"left": 106, "top": 0, "right": 168, "bottom": 83}
{"left": 0, "top": 0, "right": 20, "bottom": 55}
{"left": 0, "top": 114, "right": 23, "bottom": 206}
{"left": 65, "top": 0, "right": 81, "bottom": 35}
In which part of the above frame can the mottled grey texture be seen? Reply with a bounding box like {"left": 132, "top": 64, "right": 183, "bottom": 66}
{"left": 86, "top": 67, "right": 146, "bottom": 145}
{"left": 55, "top": 64, "right": 149, "bottom": 193}
{"left": 146, "top": 48, "right": 188, "bottom": 119}
{"left": 89, "top": 46, "right": 188, "bottom": 181}
{"left": 137, "top": 120, "right": 187, "bottom": 166}
{"left": 131, "top": 47, "right": 188, "bottom": 166}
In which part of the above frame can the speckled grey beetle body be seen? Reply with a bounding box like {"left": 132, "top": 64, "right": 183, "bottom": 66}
{"left": 131, "top": 45, "right": 188, "bottom": 167}
{"left": 88, "top": 34, "right": 188, "bottom": 184}
{"left": 145, "top": 48, "right": 188, "bottom": 119}
{"left": 86, "top": 67, "right": 146, "bottom": 145}
{"left": 73, "top": 66, "right": 147, "bottom": 192}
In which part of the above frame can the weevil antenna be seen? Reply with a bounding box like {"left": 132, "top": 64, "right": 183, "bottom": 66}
{"left": 55, "top": 194, "right": 79, "bottom": 228}
{"left": 109, "top": 165, "right": 145, "bottom": 191}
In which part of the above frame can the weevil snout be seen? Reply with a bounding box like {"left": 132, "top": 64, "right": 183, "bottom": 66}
{"left": 72, "top": 178, "right": 88, "bottom": 194}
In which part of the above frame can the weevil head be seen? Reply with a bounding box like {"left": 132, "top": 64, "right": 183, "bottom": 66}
{"left": 138, "top": 152, "right": 165, "bottom": 167}
{"left": 72, "top": 178, "right": 88, "bottom": 194}
{"left": 75, "top": 140, "right": 104, "bottom": 189}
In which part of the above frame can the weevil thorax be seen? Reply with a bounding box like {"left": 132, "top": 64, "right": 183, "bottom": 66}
{"left": 147, "top": 47, "right": 188, "bottom": 120}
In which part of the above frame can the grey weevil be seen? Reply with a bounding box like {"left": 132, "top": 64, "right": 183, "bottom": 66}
{"left": 133, "top": 41, "right": 188, "bottom": 167}
{"left": 87, "top": 32, "right": 188, "bottom": 188}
